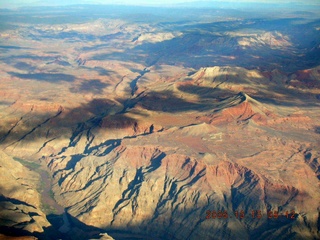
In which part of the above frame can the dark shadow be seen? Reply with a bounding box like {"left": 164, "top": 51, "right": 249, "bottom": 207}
{"left": 135, "top": 90, "right": 209, "bottom": 113}
{"left": 0, "top": 183, "right": 111, "bottom": 240}
{"left": 0, "top": 45, "right": 29, "bottom": 50}
{"left": 81, "top": 43, "right": 111, "bottom": 52}
{"left": 0, "top": 194, "right": 37, "bottom": 209}
{"left": 40, "top": 211, "right": 109, "bottom": 240}
{"left": 1, "top": 54, "right": 55, "bottom": 62}
{"left": 70, "top": 79, "right": 109, "bottom": 94}
{"left": 0, "top": 226, "right": 36, "bottom": 238}
{"left": 90, "top": 16, "right": 320, "bottom": 72}
{"left": 250, "top": 213, "right": 300, "bottom": 239}
{"left": 14, "top": 62, "right": 36, "bottom": 71}
{"left": 93, "top": 66, "right": 113, "bottom": 76}
{"left": 146, "top": 152, "right": 166, "bottom": 173}
{"left": 0, "top": 98, "right": 136, "bottom": 149}
{"left": 304, "top": 150, "right": 320, "bottom": 180}
{"left": 252, "top": 90, "right": 320, "bottom": 107}
{"left": 37, "top": 31, "right": 97, "bottom": 42}
{"left": 65, "top": 154, "right": 83, "bottom": 171}
{"left": 1, "top": 6, "right": 320, "bottom": 240}
{"left": 0, "top": 193, "right": 44, "bottom": 238}
{"left": 177, "top": 84, "right": 235, "bottom": 100}
{"left": 99, "top": 114, "right": 138, "bottom": 129}
{"left": 130, "top": 68, "right": 150, "bottom": 96}
{"left": 8, "top": 72, "right": 76, "bottom": 82}
{"left": 178, "top": 73, "right": 320, "bottom": 107}
{"left": 78, "top": 66, "right": 116, "bottom": 77}
{"left": 100, "top": 32, "right": 124, "bottom": 42}
{"left": 82, "top": 98, "right": 116, "bottom": 116}
{"left": 149, "top": 124, "right": 154, "bottom": 134}
{"left": 0, "top": 100, "right": 14, "bottom": 106}
{"left": 2, "top": 163, "right": 318, "bottom": 240}
{"left": 46, "top": 59, "right": 71, "bottom": 67}
{"left": 85, "top": 139, "right": 121, "bottom": 156}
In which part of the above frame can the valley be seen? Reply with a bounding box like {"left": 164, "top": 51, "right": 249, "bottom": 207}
{"left": 0, "top": 3, "right": 319, "bottom": 240}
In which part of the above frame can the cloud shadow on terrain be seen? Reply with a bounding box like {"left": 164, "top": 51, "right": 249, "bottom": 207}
{"left": 49, "top": 98, "right": 139, "bottom": 138}
{"left": 46, "top": 59, "right": 71, "bottom": 67}
{"left": 90, "top": 16, "right": 320, "bottom": 71}
{"left": 178, "top": 70, "right": 320, "bottom": 107}
{"left": 40, "top": 31, "right": 97, "bottom": 42}
{"left": 1, "top": 7, "right": 320, "bottom": 240}
{"left": 1, "top": 54, "right": 55, "bottom": 62}
{"left": 69, "top": 79, "right": 110, "bottom": 94}
{"left": 1, "top": 68, "right": 320, "bottom": 151}
{"left": 0, "top": 45, "right": 30, "bottom": 50}
{"left": 1, "top": 77, "right": 319, "bottom": 149}
{"left": 1, "top": 98, "right": 156, "bottom": 163}
{"left": 122, "top": 90, "right": 214, "bottom": 113}
{"left": 77, "top": 66, "right": 117, "bottom": 77}
{"left": 0, "top": 102, "right": 94, "bottom": 149}
{"left": 177, "top": 84, "right": 235, "bottom": 100}
{"left": 70, "top": 98, "right": 117, "bottom": 117}
{"left": 13, "top": 62, "right": 36, "bottom": 71}
{"left": 93, "top": 66, "right": 114, "bottom": 76}
{"left": 8, "top": 72, "right": 76, "bottom": 82}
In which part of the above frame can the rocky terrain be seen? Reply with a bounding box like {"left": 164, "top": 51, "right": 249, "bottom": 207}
{"left": 0, "top": 151, "right": 50, "bottom": 238}
{"left": 0, "top": 3, "right": 320, "bottom": 240}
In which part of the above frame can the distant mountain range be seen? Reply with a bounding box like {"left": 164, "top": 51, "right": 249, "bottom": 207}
{"left": 1, "top": 0, "right": 320, "bottom": 9}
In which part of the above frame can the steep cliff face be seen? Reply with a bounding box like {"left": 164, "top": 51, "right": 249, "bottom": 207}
{"left": 1, "top": 5, "right": 320, "bottom": 239}
{"left": 46, "top": 130, "right": 320, "bottom": 239}
{"left": 0, "top": 151, "right": 50, "bottom": 238}
{"left": 1, "top": 64, "right": 319, "bottom": 239}
{"left": 303, "top": 149, "right": 320, "bottom": 180}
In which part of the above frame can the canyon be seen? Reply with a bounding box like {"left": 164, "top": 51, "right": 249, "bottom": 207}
{"left": 0, "top": 3, "right": 319, "bottom": 240}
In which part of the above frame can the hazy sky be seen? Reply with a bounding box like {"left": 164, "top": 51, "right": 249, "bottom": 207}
{"left": 1, "top": 0, "right": 319, "bottom": 8}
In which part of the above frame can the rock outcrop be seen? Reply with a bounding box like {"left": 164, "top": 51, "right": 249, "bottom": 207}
{"left": 0, "top": 151, "right": 50, "bottom": 238}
